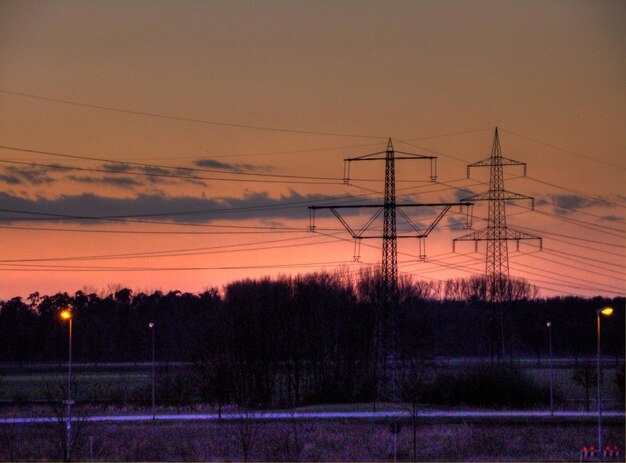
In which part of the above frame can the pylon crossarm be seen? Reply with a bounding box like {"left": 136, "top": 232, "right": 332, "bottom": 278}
{"left": 310, "top": 202, "right": 470, "bottom": 209}
{"left": 329, "top": 208, "right": 356, "bottom": 238}
{"left": 467, "top": 157, "right": 527, "bottom": 178}
{"left": 343, "top": 150, "right": 387, "bottom": 162}
{"left": 453, "top": 228, "right": 490, "bottom": 242}
{"left": 397, "top": 208, "right": 423, "bottom": 235}
{"left": 424, "top": 205, "right": 452, "bottom": 236}
{"left": 506, "top": 228, "right": 542, "bottom": 242}
{"left": 454, "top": 226, "right": 541, "bottom": 242}
{"left": 462, "top": 190, "right": 535, "bottom": 204}
{"left": 357, "top": 208, "right": 384, "bottom": 236}
{"left": 394, "top": 150, "right": 437, "bottom": 159}
{"left": 468, "top": 156, "right": 527, "bottom": 168}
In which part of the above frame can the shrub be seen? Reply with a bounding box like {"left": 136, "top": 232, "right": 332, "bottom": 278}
{"left": 424, "top": 363, "right": 550, "bottom": 408}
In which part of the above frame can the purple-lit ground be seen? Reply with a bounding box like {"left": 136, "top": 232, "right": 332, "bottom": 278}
{"left": 2, "top": 420, "right": 623, "bottom": 461}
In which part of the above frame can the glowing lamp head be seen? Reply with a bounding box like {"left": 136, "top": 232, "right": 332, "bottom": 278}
{"left": 148, "top": 322, "right": 154, "bottom": 329}
{"left": 599, "top": 307, "right": 613, "bottom": 316}
{"left": 546, "top": 321, "right": 551, "bottom": 328}
{"left": 60, "top": 309, "right": 72, "bottom": 321}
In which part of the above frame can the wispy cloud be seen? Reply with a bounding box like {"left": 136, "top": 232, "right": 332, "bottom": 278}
{"left": 454, "top": 188, "right": 475, "bottom": 201}
{"left": 3, "top": 164, "right": 66, "bottom": 185}
{"left": 536, "top": 194, "right": 612, "bottom": 216}
{"left": 602, "top": 215, "right": 625, "bottom": 223}
{"left": 194, "top": 158, "right": 275, "bottom": 173}
{"left": 102, "top": 163, "right": 134, "bottom": 173}
{"left": 67, "top": 175, "right": 144, "bottom": 189}
{"left": 0, "top": 174, "right": 22, "bottom": 185}
{"left": 446, "top": 216, "right": 471, "bottom": 231}
{"left": 0, "top": 191, "right": 363, "bottom": 224}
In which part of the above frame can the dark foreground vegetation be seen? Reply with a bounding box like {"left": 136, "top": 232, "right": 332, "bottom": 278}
{"left": 1, "top": 420, "right": 623, "bottom": 462}
{"left": 0, "top": 271, "right": 623, "bottom": 409}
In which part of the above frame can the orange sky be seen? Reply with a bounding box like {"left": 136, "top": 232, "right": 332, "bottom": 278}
{"left": 0, "top": 0, "right": 624, "bottom": 299}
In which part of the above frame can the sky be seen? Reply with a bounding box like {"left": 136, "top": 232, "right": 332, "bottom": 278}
{"left": 0, "top": 0, "right": 624, "bottom": 299}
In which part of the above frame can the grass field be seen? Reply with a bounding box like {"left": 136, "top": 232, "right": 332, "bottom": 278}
{"left": 1, "top": 361, "right": 623, "bottom": 461}
{"left": 0, "top": 360, "right": 623, "bottom": 409}
{"left": 1, "top": 419, "right": 623, "bottom": 461}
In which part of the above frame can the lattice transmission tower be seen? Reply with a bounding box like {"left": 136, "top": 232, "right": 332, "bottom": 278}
{"left": 453, "top": 128, "right": 542, "bottom": 357}
{"left": 453, "top": 127, "right": 541, "bottom": 302}
{"left": 310, "top": 139, "right": 471, "bottom": 401}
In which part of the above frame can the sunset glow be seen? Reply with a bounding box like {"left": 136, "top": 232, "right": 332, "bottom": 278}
{"left": 0, "top": 1, "right": 623, "bottom": 299}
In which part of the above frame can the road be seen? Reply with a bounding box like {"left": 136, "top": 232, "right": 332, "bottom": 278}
{"left": 1, "top": 410, "right": 624, "bottom": 425}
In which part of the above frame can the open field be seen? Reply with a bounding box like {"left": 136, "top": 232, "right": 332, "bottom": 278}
{"left": 1, "top": 360, "right": 623, "bottom": 461}
{"left": 1, "top": 359, "right": 622, "bottom": 410}
{"left": 1, "top": 419, "right": 623, "bottom": 461}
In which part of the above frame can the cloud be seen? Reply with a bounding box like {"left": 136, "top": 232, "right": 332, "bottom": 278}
{"left": 78, "top": 165, "right": 209, "bottom": 187}
{"left": 454, "top": 188, "right": 475, "bottom": 201}
{"left": 0, "top": 174, "right": 22, "bottom": 185}
{"left": 102, "top": 163, "right": 134, "bottom": 173}
{"left": 0, "top": 191, "right": 364, "bottom": 224}
{"left": 194, "top": 158, "right": 274, "bottom": 173}
{"left": 545, "top": 194, "right": 610, "bottom": 214}
{"left": 602, "top": 215, "right": 625, "bottom": 223}
{"left": 3, "top": 164, "right": 66, "bottom": 185}
{"left": 68, "top": 175, "right": 143, "bottom": 189}
{"left": 446, "top": 216, "right": 471, "bottom": 231}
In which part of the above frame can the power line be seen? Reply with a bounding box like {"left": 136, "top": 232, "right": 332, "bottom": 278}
{"left": 0, "top": 158, "right": 341, "bottom": 186}
{"left": 512, "top": 199, "right": 625, "bottom": 224}
{"left": 0, "top": 259, "right": 359, "bottom": 272}
{"left": 0, "top": 233, "right": 347, "bottom": 263}
{"left": 427, "top": 258, "right": 588, "bottom": 297}
{"left": 532, "top": 208, "right": 624, "bottom": 237}
{"left": 402, "top": 127, "right": 494, "bottom": 143}
{"left": 541, "top": 246, "right": 625, "bottom": 270}
{"left": 0, "top": 225, "right": 303, "bottom": 235}
{"left": 0, "top": 144, "right": 441, "bottom": 185}
{"left": 518, "top": 249, "right": 624, "bottom": 280}
{"left": 509, "top": 259, "right": 624, "bottom": 294}
{"left": 499, "top": 127, "right": 626, "bottom": 171}
{"left": 0, "top": 89, "right": 387, "bottom": 140}
{"left": 515, "top": 226, "right": 624, "bottom": 258}
{"left": 526, "top": 176, "right": 624, "bottom": 209}
{"left": 398, "top": 136, "right": 624, "bottom": 210}
{"left": 427, "top": 251, "right": 618, "bottom": 297}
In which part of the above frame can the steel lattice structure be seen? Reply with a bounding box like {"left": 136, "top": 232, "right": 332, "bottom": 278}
{"left": 453, "top": 128, "right": 541, "bottom": 303}
{"left": 382, "top": 139, "right": 398, "bottom": 296}
{"left": 310, "top": 139, "right": 471, "bottom": 401}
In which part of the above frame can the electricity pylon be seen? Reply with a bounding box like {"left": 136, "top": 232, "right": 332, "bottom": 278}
{"left": 453, "top": 127, "right": 541, "bottom": 357}
{"left": 310, "top": 139, "right": 471, "bottom": 402}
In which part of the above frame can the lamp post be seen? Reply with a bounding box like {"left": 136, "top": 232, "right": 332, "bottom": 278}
{"left": 546, "top": 321, "right": 554, "bottom": 416}
{"left": 596, "top": 306, "right": 613, "bottom": 455}
{"left": 60, "top": 309, "right": 73, "bottom": 461}
{"left": 148, "top": 322, "right": 156, "bottom": 419}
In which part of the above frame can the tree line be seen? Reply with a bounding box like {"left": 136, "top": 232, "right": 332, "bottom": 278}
{"left": 0, "top": 270, "right": 623, "bottom": 406}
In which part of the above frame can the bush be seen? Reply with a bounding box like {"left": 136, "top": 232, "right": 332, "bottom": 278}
{"left": 424, "top": 363, "right": 550, "bottom": 408}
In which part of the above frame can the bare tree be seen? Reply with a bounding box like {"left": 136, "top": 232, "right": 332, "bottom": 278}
{"left": 400, "top": 358, "right": 433, "bottom": 463}
{"left": 235, "top": 405, "right": 258, "bottom": 462}
{"left": 572, "top": 360, "right": 597, "bottom": 411}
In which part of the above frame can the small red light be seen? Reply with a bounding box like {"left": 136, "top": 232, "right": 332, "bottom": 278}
{"left": 583, "top": 447, "right": 587, "bottom": 451}
{"left": 590, "top": 447, "right": 595, "bottom": 451}
{"left": 606, "top": 446, "right": 611, "bottom": 450}
{"left": 614, "top": 446, "right": 619, "bottom": 450}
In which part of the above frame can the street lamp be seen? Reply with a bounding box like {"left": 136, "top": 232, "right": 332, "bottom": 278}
{"left": 596, "top": 306, "right": 613, "bottom": 454}
{"left": 60, "top": 308, "right": 73, "bottom": 461}
{"left": 148, "top": 322, "right": 156, "bottom": 419}
{"left": 546, "top": 321, "right": 554, "bottom": 416}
